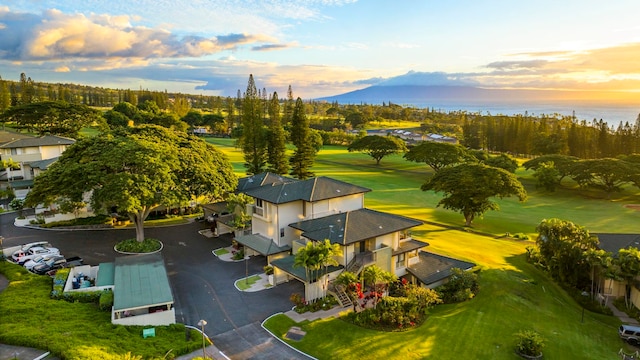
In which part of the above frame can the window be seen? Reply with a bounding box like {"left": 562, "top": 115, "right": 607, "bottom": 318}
{"left": 396, "top": 253, "right": 406, "bottom": 267}
{"left": 256, "top": 199, "right": 263, "bottom": 208}
{"left": 280, "top": 228, "right": 285, "bottom": 238}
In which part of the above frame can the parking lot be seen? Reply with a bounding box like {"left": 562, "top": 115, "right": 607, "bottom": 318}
{"left": 0, "top": 213, "right": 308, "bottom": 359}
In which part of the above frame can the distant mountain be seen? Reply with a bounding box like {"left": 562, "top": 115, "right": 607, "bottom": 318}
{"left": 316, "top": 85, "right": 596, "bottom": 107}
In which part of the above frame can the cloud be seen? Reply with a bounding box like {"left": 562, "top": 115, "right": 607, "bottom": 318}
{"left": 377, "top": 71, "right": 479, "bottom": 87}
{"left": 252, "top": 43, "right": 293, "bottom": 51}
{"left": 0, "top": 8, "right": 282, "bottom": 64}
{"left": 477, "top": 42, "right": 640, "bottom": 91}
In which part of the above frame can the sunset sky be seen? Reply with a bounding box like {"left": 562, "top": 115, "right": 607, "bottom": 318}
{"left": 1, "top": 1, "right": 640, "bottom": 100}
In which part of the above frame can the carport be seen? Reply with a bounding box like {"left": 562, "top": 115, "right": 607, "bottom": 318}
{"left": 111, "top": 253, "right": 175, "bottom": 326}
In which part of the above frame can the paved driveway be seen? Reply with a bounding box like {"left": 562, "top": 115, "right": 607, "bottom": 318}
{"left": 0, "top": 213, "right": 308, "bottom": 359}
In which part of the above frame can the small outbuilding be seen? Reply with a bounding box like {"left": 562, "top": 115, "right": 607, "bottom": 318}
{"left": 111, "top": 253, "right": 175, "bottom": 326}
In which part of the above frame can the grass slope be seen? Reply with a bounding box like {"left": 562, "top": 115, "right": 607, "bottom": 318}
{"left": 203, "top": 138, "right": 635, "bottom": 358}
{"left": 0, "top": 262, "right": 201, "bottom": 359}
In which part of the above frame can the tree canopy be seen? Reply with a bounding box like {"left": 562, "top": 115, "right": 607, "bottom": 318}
{"left": 0, "top": 100, "right": 104, "bottom": 138}
{"left": 25, "top": 125, "right": 237, "bottom": 242}
{"left": 404, "top": 141, "right": 473, "bottom": 172}
{"left": 421, "top": 163, "right": 527, "bottom": 226}
{"left": 348, "top": 135, "right": 407, "bottom": 165}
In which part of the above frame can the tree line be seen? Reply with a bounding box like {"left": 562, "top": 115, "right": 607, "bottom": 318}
{"left": 3, "top": 72, "right": 640, "bottom": 161}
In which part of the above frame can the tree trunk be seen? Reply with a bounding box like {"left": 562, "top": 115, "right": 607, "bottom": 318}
{"left": 128, "top": 206, "right": 154, "bottom": 242}
{"left": 464, "top": 213, "right": 474, "bottom": 227}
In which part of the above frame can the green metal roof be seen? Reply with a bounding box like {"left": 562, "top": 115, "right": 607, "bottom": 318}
{"left": 96, "top": 262, "right": 115, "bottom": 287}
{"left": 234, "top": 233, "right": 291, "bottom": 256}
{"left": 113, "top": 253, "right": 173, "bottom": 311}
{"left": 271, "top": 255, "right": 343, "bottom": 283}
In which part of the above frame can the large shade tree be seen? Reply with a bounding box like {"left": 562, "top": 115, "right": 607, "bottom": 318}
{"left": 347, "top": 135, "right": 407, "bottom": 165}
{"left": 1, "top": 100, "right": 104, "bottom": 138}
{"left": 404, "top": 141, "right": 473, "bottom": 172}
{"left": 421, "top": 163, "right": 527, "bottom": 226}
{"left": 25, "top": 125, "right": 237, "bottom": 242}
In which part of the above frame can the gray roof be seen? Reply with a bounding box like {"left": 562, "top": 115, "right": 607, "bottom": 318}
{"left": 406, "top": 252, "right": 475, "bottom": 286}
{"left": 234, "top": 233, "right": 291, "bottom": 255}
{"left": 113, "top": 253, "right": 173, "bottom": 311}
{"left": 392, "top": 239, "right": 429, "bottom": 256}
{"left": 202, "top": 201, "right": 229, "bottom": 214}
{"left": 289, "top": 208, "right": 423, "bottom": 245}
{"left": 0, "top": 135, "right": 75, "bottom": 148}
{"left": 237, "top": 172, "right": 297, "bottom": 192}
{"left": 0, "top": 131, "right": 32, "bottom": 145}
{"left": 242, "top": 176, "right": 371, "bottom": 204}
{"left": 25, "top": 157, "right": 58, "bottom": 170}
{"left": 594, "top": 233, "right": 640, "bottom": 255}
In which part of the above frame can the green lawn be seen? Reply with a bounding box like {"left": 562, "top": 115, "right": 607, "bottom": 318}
{"left": 235, "top": 275, "right": 261, "bottom": 291}
{"left": 0, "top": 263, "right": 202, "bottom": 359}
{"left": 264, "top": 234, "right": 626, "bottom": 359}
{"left": 203, "top": 141, "right": 638, "bottom": 359}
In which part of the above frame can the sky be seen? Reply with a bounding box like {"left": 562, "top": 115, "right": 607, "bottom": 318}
{"left": 1, "top": 1, "right": 640, "bottom": 100}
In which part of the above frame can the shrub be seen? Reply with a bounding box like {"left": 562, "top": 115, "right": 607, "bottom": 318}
{"left": 99, "top": 290, "right": 114, "bottom": 311}
{"left": 290, "top": 293, "right": 306, "bottom": 309}
{"left": 263, "top": 265, "right": 274, "bottom": 275}
{"left": 436, "top": 268, "right": 479, "bottom": 304}
{"left": 231, "top": 248, "right": 245, "bottom": 260}
{"left": 115, "top": 238, "right": 162, "bottom": 253}
{"left": 514, "top": 330, "right": 545, "bottom": 357}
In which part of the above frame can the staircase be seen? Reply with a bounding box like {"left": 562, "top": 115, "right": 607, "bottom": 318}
{"left": 346, "top": 256, "right": 363, "bottom": 275}
{"left": 329, "top": 283, "right": 352, "bottom": 308}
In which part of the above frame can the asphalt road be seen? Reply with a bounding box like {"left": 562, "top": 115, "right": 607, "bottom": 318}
{"left": 0, "top": 212, "right": 308, "bottom": 359}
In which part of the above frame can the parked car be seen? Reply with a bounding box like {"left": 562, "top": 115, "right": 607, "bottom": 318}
{"left": 9, "top": 241, "right": 52, "bottom": 262}
{"left": 13, "top": 246, "right": 60, "bottom": 265}
{"left": 23, "top": 254, "right": 65, "bottom": 271}
{"left": 620, "top": 324, "right": 640, "bottom": 345}
{"left": 31, "top": 256, "right": 83, "bottom": 275}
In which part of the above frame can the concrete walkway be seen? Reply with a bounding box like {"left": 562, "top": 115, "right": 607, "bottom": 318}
{"left": 608, "top": 300, "right": 640, "bottom": 325}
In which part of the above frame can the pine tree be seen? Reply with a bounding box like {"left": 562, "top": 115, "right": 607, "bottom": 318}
{"left": 0, "top": 77, "right": 10, "bottom": 113}
{"left": 289, "top": 97, "right": 315, "bottom": 179}
{"left": 284, "top": 85, "right": 294, "bottom": 126}
{"left": 266, "top": 92, "right": 289, "bottom": 175}
{"left": 241, "top": 74, "right": 267, "bottom": 175}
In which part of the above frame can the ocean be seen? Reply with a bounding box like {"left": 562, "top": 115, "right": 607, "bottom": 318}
{"left": 406, "top": 101, "right": 640, "bottom": 126}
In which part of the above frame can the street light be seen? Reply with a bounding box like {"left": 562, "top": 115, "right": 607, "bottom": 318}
{"left": 197, "top": 319, "right": 208, "bottom": 359}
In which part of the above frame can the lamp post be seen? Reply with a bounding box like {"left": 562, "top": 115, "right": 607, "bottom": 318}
{"left": 197, "top": 319, "right": 207, "bottom": 359}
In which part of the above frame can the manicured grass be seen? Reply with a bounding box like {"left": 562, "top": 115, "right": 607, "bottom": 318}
{"left": 214, "top": 248, "right": 230, "bottom": 256}
{"left": 0, "top": 262, "right": 202, "bottom": 359}
{"left": 203, "top": 141, "right": 637, "bottom": 358}
{"left": 264, "top": 237, "right": 625, "bottom": 359}
{"left": 235, "top": 275, "right": 261, "bottom": 291}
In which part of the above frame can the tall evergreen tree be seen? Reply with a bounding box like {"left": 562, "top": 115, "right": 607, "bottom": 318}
{"left": 289, "top": 97, "right": 315, "bottom": 179}
{"left": 266, "top": 92, "right": 289, "bottom": 175}
{"left": 284, "top": 85, "right": 294, "bottom": 126}
{"left": 0, "top": 77, "right": 10, "bottom": 113}
{"left": 241, "top": 74, "right": 267, "bottom": 175}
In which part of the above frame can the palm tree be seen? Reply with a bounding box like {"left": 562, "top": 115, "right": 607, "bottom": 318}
{"left": 317, "top": 239, "right": 341, "bottom": 298}
{"left": 363, "top": 265, "right": 397, "bottom": 308}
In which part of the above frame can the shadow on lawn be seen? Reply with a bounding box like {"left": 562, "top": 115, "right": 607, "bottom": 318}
{"left": 423, "top": 254, "right": 623, "bottom": 360}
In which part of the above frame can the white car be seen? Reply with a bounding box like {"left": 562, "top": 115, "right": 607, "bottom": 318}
{"left": 10, "top": 241, "right": 52, "bottom": 261}
{"left": 13, "top": 246, "right": 60, "bottom": 265}
{"left": 23, "top": 254, "right": 65, "bottom": 271}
